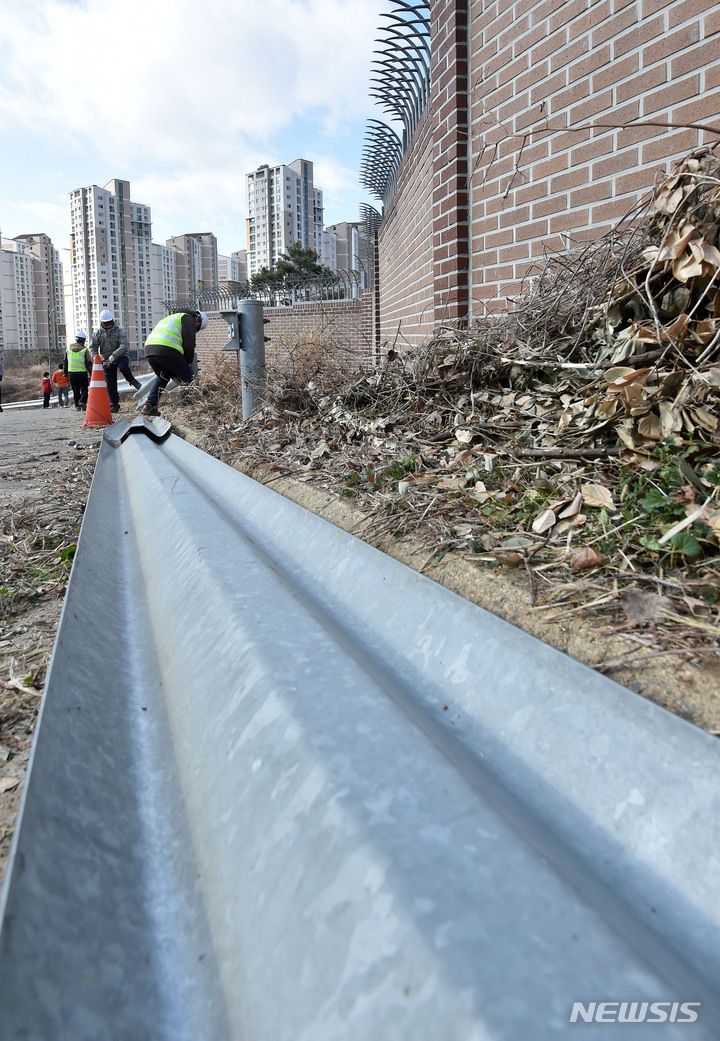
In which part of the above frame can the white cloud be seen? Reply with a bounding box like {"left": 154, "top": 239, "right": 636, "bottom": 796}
{"left": 132, "top": 166, "right": 249, "bottom": 248}
{"left": 0, "top": 0, "right": 385, "bottom": 156}
{"left": 0, "top": 0, "right": 390, "bottom": 253}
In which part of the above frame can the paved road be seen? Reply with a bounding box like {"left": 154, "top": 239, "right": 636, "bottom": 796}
{"left": 0, "top": 406, "right": 107, "bottom": 507}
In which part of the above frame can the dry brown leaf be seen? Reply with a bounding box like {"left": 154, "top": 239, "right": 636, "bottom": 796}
{"left": 605, "top": 366, "right": 637, "bottom": 383}
{"left": 691, "top": 407, "right": 718, "bottom": 433}
{"left": 633, "top": 324, "right": 659, "bottom": 344}
{"left": 694, "top": 318, "right": 717, "bottom": 343}
{"left": 469, "top": 482, "right": 490, "bottom": 505}
{"left": 568, "top": 547, "right": 605, "bottom": 572}
{"left": 621, "top": 383, "right": 649, "bottom": 410}
{"left": 532, "top": 508, "right": 557, "bottom": 534}
{"left": 580, "top": 483, "right": 615, "bottom": 508}
{"left": 496, "top": 553, "right": 522, "bottom": 566}
{"left": 617, "top": 368, "right": 652, "bottom": 387}
{"left": 662, "top": 185, "right": 685, "bottom": 214}
{"left": 674, "top": 225, "right": 697, "bottom": 257}
{"left": 558, "top": 492, "right": 584, "bottom": 519}
{"left": 597, "top": 398, "right": 619, "bottom": 418}
{"left": 694, "top": 504, "right": 720, "bottom": 539}
{"left": 0, "top": 777, "right": 21, "bottom": 794}
{"left": 657, "top": 229, "right": 679, "bottom": 263}
{"left": 448, "top": 450, "right": 474, "bottom": 469}
{"left": 616, "top": 424, "right": 639, "bottom": 450}
{"left": 637, "top": 413, "right": 662, "bottom": 440}
{"left": 620, "top": 589, "right": 674, "bottom": 626}
{"left": 658, "top": 401, "right": 682, "bottom": 438}
{"left": 665, "top": 313, "right": 691, "bottom": 339}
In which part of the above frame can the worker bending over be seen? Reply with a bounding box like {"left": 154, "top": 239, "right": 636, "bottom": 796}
{"left": 140, "top": 310, "right": 208, "bottom": 416}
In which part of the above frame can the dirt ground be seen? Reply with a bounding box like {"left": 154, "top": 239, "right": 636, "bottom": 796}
{"left": 1, "top": 401, "right": 719, "bottom": 892}
{"left": 0, "top": 405, "right": 103, "bottom": 889}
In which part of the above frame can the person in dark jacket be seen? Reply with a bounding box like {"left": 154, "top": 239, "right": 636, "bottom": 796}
{"left": 90, "top": 309, "right": 141, "bottom": 412}
{"left": 140, "top": 311, "right": 207, "bottom": 416}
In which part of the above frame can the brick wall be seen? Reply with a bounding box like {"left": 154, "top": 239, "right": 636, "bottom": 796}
{"left": 376, "top": 109, "right": 436, "bottom": 350}
{"left": 263, "top": 296, "right": 374, "bottom": 369}
{"left": 195, "top": 314, "right": 233, "bottom": 370}
{"left": 433, "top": 0, "right": 471, "bottom": 324}
{"left": 468, "top": 0, "right": 720, "bottom": 313}
{"left": 195, "top": 295, "right": 374, "bottom": 373}
{"left": 374, "top": 0, "right": 720, "bottom": 345}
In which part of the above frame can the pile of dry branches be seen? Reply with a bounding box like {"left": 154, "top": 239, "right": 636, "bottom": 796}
{"left": 173, "top": 147, "right": 720, "bottom": 674}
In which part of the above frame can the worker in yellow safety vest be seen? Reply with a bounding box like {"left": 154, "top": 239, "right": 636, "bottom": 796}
{"left": 64, "top": 332, "right": 93, "bottom": 411}
{"left": 140, "top": 311, "right": 207, "bottom": 417}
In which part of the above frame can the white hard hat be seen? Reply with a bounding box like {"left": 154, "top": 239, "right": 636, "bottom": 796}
{"left": 196, "top": 311, "right": 208, "bottom": 331}
{"left": 77, "top": 330, "right": 87, "bottom": 340}
{"left": 100, "top": 309, "right": 114, "bottom": 322}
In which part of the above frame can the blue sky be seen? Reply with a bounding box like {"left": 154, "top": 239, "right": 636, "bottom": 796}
{"left": 0, "top": 0, "right": 391, "bottom": 257}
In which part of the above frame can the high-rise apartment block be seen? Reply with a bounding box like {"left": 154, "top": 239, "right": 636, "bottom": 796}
{"left": 218, "top": 250, "right": 248, "bottom": 284}
{"left": 166, "top": 233, "right": 218, "bottom": 301}
{"left": 321, "top": 231, "right": 337, "bottom": 272}
{"left": 14, "top": 233, "right": 66, "bottom": 357}
{"left": 325, "top": 222, "right": 373, "bottom": 286}
{"left": 69, "top": 178, "right": 153, "bottom": 354}
{"left": 0, "top": 238, "right": 38, "bottom": 353}
{"left": 0, "top": 230, "right": 66, "bottom": 357}
{"left": 232, "top": 250, "right": 248, "bottom": 283}
{"left": 245, "top": 159, "right": 324, "bottom": 277}
{"left": 149, "top": 243, "right": 179, "bottom": 327}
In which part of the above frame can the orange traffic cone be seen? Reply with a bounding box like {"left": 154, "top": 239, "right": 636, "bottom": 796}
{"left": 81, "top": 354, "right": 114, "bottom": 428}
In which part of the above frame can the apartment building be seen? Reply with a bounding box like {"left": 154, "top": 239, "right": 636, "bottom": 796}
{"left": 69, "top": 178, "right": 152, "bottom": 356}
{"left": 245, "top": 159, "right": 324, "bottom": 277}
{"left": 325, "top": 222, "right": 373, "bottom": 282}
{"left": 0, "top": 237, "right": 38, "bottom": 354}
{"left": 232, "top": 250, "right": 248, "bottom": 283}
{"left": 13, "top": 232, "right": 66, "bottom": 358}
{"left": 149, "top": 243, "right": 179, "bottom": 327}
{"left": 0, "top": 229, "right": 67, "bottom": 359}
{"left": 166, "top": 233, "right": 218, "bottom": 301}
{"left": 321, "top": 231, "right": 337, "bottom": 272}
{"left": 218, "top": 250, "right": 248, "bottom": 284}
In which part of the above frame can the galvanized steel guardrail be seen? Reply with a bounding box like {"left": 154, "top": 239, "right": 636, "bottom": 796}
{"left": 1, "top": 419, "right": 720, "bottom": 1040}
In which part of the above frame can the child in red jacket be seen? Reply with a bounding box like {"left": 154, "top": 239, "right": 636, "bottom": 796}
{"left": 41, "top": 372, "right": 52, "bottom": 409}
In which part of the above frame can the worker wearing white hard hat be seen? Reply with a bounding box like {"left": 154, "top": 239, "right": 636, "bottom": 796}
{"left": 90, "top": 309, "right": 142, "bottom": 411}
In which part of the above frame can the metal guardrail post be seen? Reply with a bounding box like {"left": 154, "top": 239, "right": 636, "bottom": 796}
{"left": 221, "top": 302, "right": 267, "bottom": 420}
{"left": 238, "top": 300, "right": 266, "bottom": 419}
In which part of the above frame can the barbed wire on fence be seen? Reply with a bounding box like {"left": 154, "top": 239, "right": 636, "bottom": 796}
{"left": 166, "top": 267, "right": 371, "bottom": 315}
